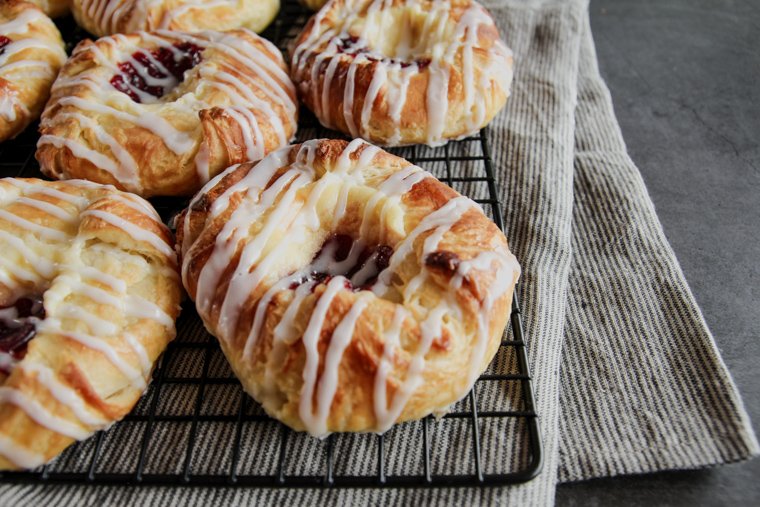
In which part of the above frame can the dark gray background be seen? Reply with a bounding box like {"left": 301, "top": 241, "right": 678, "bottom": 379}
{"left": 556, "top": 0, "right": 759, "bottom": 504}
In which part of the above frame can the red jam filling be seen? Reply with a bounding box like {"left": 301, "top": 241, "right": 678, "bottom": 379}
{"left": 0, "top": 296, "right": 45, "bottom": 374}
{"left": 290, "top": 234, "right": 393, "bottom": 292}
{"left": 335, "top": 36, "right": 431, "bottom": 70}
{"left": 0, "top": 35, "right": 11, "bottom": 56}
{"left": 110, "top": 41, "right": 203, "bottom": 102}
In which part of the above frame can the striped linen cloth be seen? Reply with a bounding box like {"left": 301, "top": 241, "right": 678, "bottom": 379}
{"left": 1, "top": 0, "right": 756, "bottom": 504}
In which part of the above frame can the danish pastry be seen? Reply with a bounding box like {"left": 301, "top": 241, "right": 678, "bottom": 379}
{"left": 72, "top": 0, "right": 280, "bottom": 37}
{"left": 0, "top": 177, "right": 181, "bottom": 470}
{"left": 176, "top": 139, "right": 520, "bottom": 436}
{"left": 36, "top": 29, "right": 298, "bottom": 198}
{"left": 0, "top": 0, "right": 66, "bottom": 142}
{"left": 291, "top": 0, "right": 514, "bottom": 147}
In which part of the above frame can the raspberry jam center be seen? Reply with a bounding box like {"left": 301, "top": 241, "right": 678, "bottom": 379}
{"left": 290, "top": 234, "right": 393, "bottom": 292}
{"left": 0, "top": 35, "right": 11, "bottom": 56}
{"left": 335, "top": 36, "right": 431, "bottom": 70}
{"left": 0, "top": 296, "right": 45, "bottom": 374}
{"left": 110, "top": 41, "right": 203, "bottom": 103}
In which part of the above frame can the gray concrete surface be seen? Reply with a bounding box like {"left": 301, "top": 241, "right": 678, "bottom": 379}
{"left": 556, "top": 0, "right": 760, "bottom": 504}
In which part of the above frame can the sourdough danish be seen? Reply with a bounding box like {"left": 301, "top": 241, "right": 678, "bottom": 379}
{"left": 291, "top": 0, "right": 513, "bottom": 146}
{"left": 72, "top": 0, "right": 280, "bottom": 37}
{"left": 36, "top": 29, "right": 297, "bottom": 198}
{"left": 0, "top": 178, "right": 181, "bottom": 470}
{"left": 176, "top": 139, "right": 520, "bottom": 436}
{"left": 0, "top": 1, "right": 66, "bottom": 142}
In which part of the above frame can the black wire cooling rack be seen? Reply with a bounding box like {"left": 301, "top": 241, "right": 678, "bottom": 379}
{"left": 0, "top": 1, "right": 542, "bottom": 488}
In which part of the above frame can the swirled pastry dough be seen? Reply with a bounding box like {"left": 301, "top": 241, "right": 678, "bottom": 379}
{"left": 177, "top": 139, "right": 520, "bottom": 436}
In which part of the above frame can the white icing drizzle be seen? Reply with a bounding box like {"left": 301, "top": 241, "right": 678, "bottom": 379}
{"left": 124, "top": 332, "right": 152, "bottom": 374}
{"left": 37, "top": 319, "right": 147, "bottom": 391}
{"left": 78, "top": 264, "right": 128, "bottom": 292}
{"left": 0, "top": 89, "right": 26, "bottom": 122}
{"left": 0, "top": 387, "right": 91, "bottom": 440}
{"left": 0, "top": 8, "right": 46, "bottom": 34}
{"left": 60, "top": 303, "right": 118, "bottom": 334}
{"left": 193, "top": 151, "right": 297, "bottom": 316}
{"left": 0, "top": 230, "right": 55, "bottom": 279}
{"left": 43, "top": 113, "right": 142, "bottom": 192}
{"left": 0, "top": 434, "right": 46, "bottom": 469}
{"left": 454, "top": 249, "right": 520, "bottom": 385}
{"left": 59, "top": 272, "right": 173, "bottom": 329}
{"left": 372, "top": 195, "right": 475, "bottom": 295}
{"left": 15, "top": 196, "right": 76, "bottom": 222}
{"left": 359, "top": 164, "right": 428, "bottom": 239}
{"left": 0, "top": 39, "right": 63, "bottom": 69}
{"left": 372, "top": 305, "right": 408, "bottom": 431}
{"left": 179, "top": 162, "right": 240, "bottom": 269}
{"left": 0, "top": 208, "right": 69, "bottom": 241}
{"left": 106, "top": 192, "right": 161, "bottom": 220}
{"left": 0, "top": 254, "right": 38, "bottom": 284}
{"left": 4, "top": 179, "right": 89, "bottom": 208}
{"left": 216, "top": 171, "right": 310, "bottom": 337}
{"left": 21, "top": 362, "right": 109, "bottom": 427}
{"left": 291, "top": 0, "right": 514, "bottom": 146}
{"left": 38, "top": 134, "right": 129, "bottom": 183}
{"left": 298, "top": 276, "right": 347, "bottom": 435}
{"left": 311, "top": 292, "right": 371, "bottom": 435}
{"left": 80, "top": 209, "right": 175, "bottom": 260}
{"left": 49, "top": 96, "right": 194, "bottom": 154}
{"left": 243, "top": 275, "right": 295, "bottom": 361}
{"left": 39, "top": 29, "right": 296, "bottom": 190}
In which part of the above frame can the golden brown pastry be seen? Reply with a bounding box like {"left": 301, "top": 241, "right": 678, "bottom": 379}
{"left": 0, "top": 0, "right": 66, "bottom": 142}
{"left": 176, "top": 138, "right": 520, "bottom": 436}
{"left": 36, "top": 29, "right": 298, "bottom": 198}
{"left": 291, "top": 0, "right": 514, "bottom": 147}
{"left": 23, "top": 0, "right": 70, "bottom": 18}
{"left": 299, "top": 0, "right": 326, "bottom": 11}
{"left": 0, "top": 177, "right": 181, "bottom": 470}
{"left": 72, "top": 0, "right": 280, "bottom": 37}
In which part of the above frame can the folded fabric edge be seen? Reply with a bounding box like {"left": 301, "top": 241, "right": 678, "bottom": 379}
{"left": 556, "top": 10, "right": 759, "bottom": 483}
